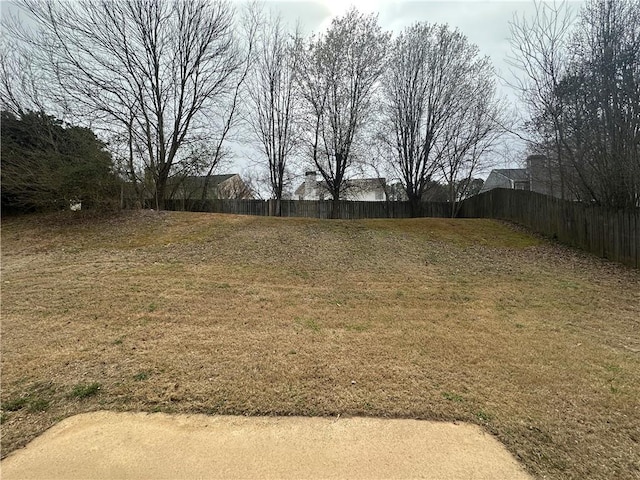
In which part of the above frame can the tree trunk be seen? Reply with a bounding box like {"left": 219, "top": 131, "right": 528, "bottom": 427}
{"left": 331, "top": 197, "right": 341, "bottom": 219}
{"left": 408, "top": 196, "right": 421, "bottom": 218}
{"left": 269, "top": 198, "right": 282, "bottom": 217}
{"left": 155, "top": 176, "right": 167, "bottom": 210}
{"left": 451, "top": 200, "right": 461, "bottom": 218}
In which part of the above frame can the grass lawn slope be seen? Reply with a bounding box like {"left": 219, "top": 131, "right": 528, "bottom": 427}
{"left": 1, "top": 211, "right": 639, "bottom": 479}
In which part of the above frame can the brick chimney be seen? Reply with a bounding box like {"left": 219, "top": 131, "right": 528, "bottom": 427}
{"left": 526, "top": 155, "right": 548, "bottom": 195}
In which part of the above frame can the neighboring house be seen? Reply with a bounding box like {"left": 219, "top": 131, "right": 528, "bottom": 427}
{"left": 480, "top": 168, "right": 530, "bottom": 192}
{"left": 169, "top": 174, "right": 254, "bottom": 200}
{"left": 480, "top": 155, "right": 566, "bottom": 199}
{"left": 294, "top": 171, "right": 387, "bottom": 201}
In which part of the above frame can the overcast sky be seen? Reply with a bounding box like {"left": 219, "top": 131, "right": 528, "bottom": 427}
{"left": 259, "top": 0, "right": 536, "bottom": 80}
{"left": 253, "top": 0, "right": 584, "bottom": 86}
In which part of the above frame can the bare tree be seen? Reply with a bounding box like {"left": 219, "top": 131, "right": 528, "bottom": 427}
{"left": 382, "top": 23, "right": 505, "bottom": 215}
{"left": 382, "top": 23, "right": 439, "bottom": 210}
{"left": 436, "top": 67, "right": 507, "bottom": 216}
{"left": 9, "top": 0, "right": 250, "bottom": 210}
{"left": 507, "top": 1, "right": 575, "bottom": 200}
{"left": 198, "top": 4, "right": 258, "bottom": 204}
{"left": 356, "top": 119, "right": 397, "bottom": 202}
{"left": 509, "top": 0, "right": 640, "bottom": 208}
{"left": 560, "top": 0, "right": 640, "bottom": 207}
{"left": 0, "top": 35, "right": 47, "bottom": 116}
{"left": 298, "top": 8, "right": 389, "bottom": 218}
{"left": 248, "top": 11, "right": 301, "bottom": 216}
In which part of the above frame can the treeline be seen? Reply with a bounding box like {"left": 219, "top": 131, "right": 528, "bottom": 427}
{"left": 2, "top": 1, "right": 504, "bottom": 217}
{"left": 509, "top": 0, "right": 640, "bottom": 208}
{"left": 1, "top": 0, "right": 637, "bottom": 217}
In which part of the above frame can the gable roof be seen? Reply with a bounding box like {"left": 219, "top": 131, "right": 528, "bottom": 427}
{"left": 294, "top": 182, "right": 306, "bottom": 197}
{"left": 167, "top": 174, "right": 241, "bottom": 199}
{"left": 346, "top": 178, "right": 385, "bottom": 190}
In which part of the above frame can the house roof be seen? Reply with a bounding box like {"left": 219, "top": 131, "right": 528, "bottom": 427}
{"left": 166, "top": 174, "right": 240, "bottom": 199}
{"left": 493, "top": 169, "right": 529, "bottom": 182}
{"left": 294, "top": 182, "right": 306, "bottom": 196}
{"left": 346, "top": 178, "right": 385, "bottom": 190}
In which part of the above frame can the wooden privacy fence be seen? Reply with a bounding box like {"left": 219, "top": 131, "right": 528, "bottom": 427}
{"left": 164, "top": 199, "right": 270, "bottom": 216}
{"left": 459, "top": 188, "right": 639, "bottom": 268}
{"left": 162, "top": 198, "right": 453, "bottom": 219}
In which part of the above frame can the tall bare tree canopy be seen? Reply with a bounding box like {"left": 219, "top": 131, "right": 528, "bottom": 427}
{"left": 248, "top": 13, "right": 301, "bottom": 216}
{"left": 9, "top": 0, "right": 249, "bottom": 209}
{"left": 382, "top": 23, "right": 505, "bottom": 212}
{"left": 298, "top": 8, "right": 389, "bottom": 218}
{"left": 14, "top": 1, "right": 636, "bottom": 214}
{"left": 509, "top": 0, "right": 640, "bottom": 208}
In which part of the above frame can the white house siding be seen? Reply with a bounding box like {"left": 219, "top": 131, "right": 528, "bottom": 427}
{"left": 295, "top": 172, "right": 386, "bottom": 201}
{"left": 480, "top": 171, "right": 513, "bottom": 193}
{"left": 344, "top": 189, "right": 385, "bottom": 201}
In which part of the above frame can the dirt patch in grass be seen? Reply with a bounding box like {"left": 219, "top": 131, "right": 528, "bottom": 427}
{"left": 2, "top": 210, "right": 639, "bottom": 479}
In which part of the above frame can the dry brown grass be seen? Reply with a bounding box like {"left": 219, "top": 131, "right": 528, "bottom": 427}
{"left": 1, "top": 210, "right": 639, "bottom": 479}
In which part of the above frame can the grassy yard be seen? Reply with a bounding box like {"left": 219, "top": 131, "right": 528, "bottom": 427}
{"left": 1, "top": 210, "right": 639, "bottom": 479}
